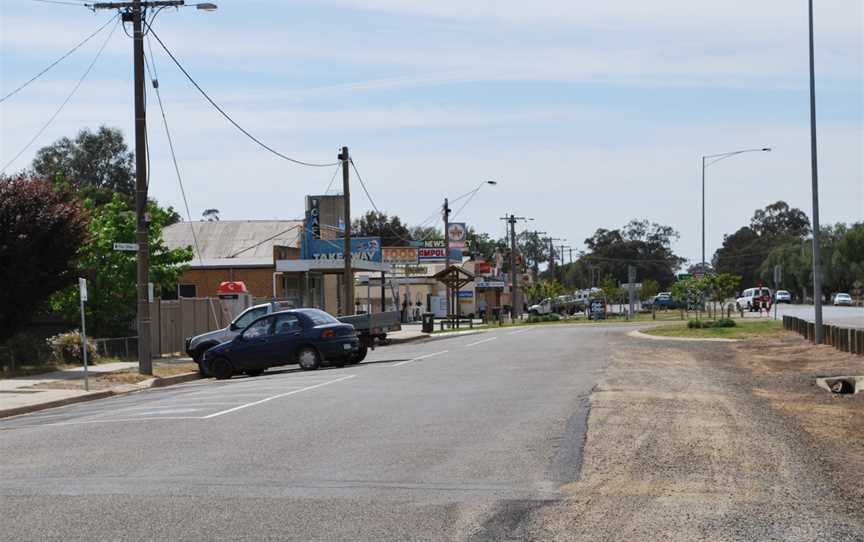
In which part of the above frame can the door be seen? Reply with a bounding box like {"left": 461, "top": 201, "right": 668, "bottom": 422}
{"left": 232, "top": 315, "right": 275, "bottom": 369}
{"left": 264, "top": 313, "right": 304, "bottom": 366}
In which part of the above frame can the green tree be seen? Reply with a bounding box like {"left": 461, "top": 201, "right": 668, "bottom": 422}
{"left": 32, "top": 126, "right": 135, "bottom": 204}
{"left": 408, "top": 225, "right": 441, "bottom": 241}
{"left": 583, "top": 219, "right": 684, "bottom": 288}
{"left": 670, "top": 276, "right": 710, "bottom": 316}
{"left": 50, "top": 195, "right": 192, "bottom": 336}
{"left": 352, "top": 211, "right": 412, "bottom": 246}
{"left": 639, "top": 278, "right": 660, "bottom": 300}
{"left": 465, "top": 227, "right": 499, "bottom": 261}
{"left": 524, "top": 279, "right": 566, "bottom": 304}
{"left": 0, "top": 174, "right": 89, "bottom": 342}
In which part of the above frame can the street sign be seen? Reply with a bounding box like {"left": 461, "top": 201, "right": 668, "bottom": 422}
{"left": 79, "top": 278, "right": 88, "bottom": 302}
{"left": 78, "top": 277, "right": 89, "bottom": 391}
{"left": 148, "top": 282, "right": 154, "bottom": 303}
{"left": 773, "top": 264, "right": 782, "bottom": 286}
{"left": 113, "top": 242, "right": 139, "bottom": 251}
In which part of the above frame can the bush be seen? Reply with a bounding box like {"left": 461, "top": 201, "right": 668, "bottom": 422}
{"left": 687, "top": 318, "right": 737, "bottom": 329}
{"left": 46, "top": 331, "right": 99, "bottom": 364}
{"left": 545, "top": 314, "right": 561, "bottom": 322}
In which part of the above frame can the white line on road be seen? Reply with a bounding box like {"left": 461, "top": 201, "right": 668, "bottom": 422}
{"left": 200, "top": 375, "right": 357, "bottom": 419}
{"left": 392, "top": 351, "right": 449, "bottom": 367}
{"left": 507, "top": 327, "right": 534, "bottom": 335}
{"left": 464, "top": 337, "right": 497, "bottom": 347}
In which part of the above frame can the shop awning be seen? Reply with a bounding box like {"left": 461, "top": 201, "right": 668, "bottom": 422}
{"left": 275, "top": 259, "right": 392, "bottom": 273}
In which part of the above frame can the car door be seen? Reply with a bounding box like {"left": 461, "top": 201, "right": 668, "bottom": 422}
{"left": 264, "top": 313, "right": 304, "bottom": 366}
{"left": 232, "top": 315, "right": 275, "bottom": 369}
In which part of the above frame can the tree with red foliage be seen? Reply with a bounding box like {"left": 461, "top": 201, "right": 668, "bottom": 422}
{"left": 0, "top": 174, "right": 88, "bottom": 342}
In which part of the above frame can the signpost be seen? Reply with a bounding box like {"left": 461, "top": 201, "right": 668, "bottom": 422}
{"left": 78, "top": 278, "right": 90, "bottom": 392}
{"left": 113, "top": 242, "right": 139, "bottom": 251}
{"left": 447, "top": 222, "right": 467, "bottom": 249}
{"left": 628, "top": 265, "right": 637, "bottom": 320}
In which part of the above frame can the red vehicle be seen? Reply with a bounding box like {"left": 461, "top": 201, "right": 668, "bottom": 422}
{"left": 736, "top": 286, "right": 773, "bottom": 312}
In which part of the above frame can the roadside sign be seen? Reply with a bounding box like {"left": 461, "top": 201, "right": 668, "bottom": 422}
{"left": 148, "top": 282, "right": 154, "bottom": 303}
{"left": 78, "top": 278, "right": 89, "bottom": 391}
{"left": 79, "top": 278, "right": 88, "bottom": 302}
{"left": 382, "top": 246, "right": 419, "bottom": 265}
{"left": 113, "top": 242, "right": 139, "bottom": 251}
{"left": 773, "top": 264, "right": 782, "bottom": 286}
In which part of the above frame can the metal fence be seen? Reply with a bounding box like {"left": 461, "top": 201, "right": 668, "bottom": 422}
{"left": 92, "top": 336, "right": 138, "bottom": 361}
{"left": 783, "top": 316, "right": 864, "bottom": 356}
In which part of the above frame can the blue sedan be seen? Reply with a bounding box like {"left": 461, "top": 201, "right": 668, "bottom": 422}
{"left": 202, "top": 309, "right": 360, "bottom": 379}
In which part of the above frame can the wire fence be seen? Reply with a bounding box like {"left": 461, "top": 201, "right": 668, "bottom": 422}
{"left": 92, "top": 336, "right": 139, "bottom": 361}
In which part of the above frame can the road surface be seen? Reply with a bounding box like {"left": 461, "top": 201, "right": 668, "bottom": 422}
{"left": 769, "top": 303, "right": 863, "bottom": 328}
{"left": 0, "top": 324, "right": 620, "bottom": 541}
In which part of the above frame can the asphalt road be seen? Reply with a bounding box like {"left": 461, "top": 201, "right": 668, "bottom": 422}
{"left": 769, "top": 303, "right": 864, "bottom": 328}
{"left": 0, "top": 323, "right": 624, "bottom": 541}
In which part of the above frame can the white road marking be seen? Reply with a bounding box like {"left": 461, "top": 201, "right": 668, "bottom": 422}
{"left": 132, "top": 408, "right": 203, "bottom": 416}
{"left": 392, "top": 351, "right": 449, "bottom": 367}
{"left": 507, "top": 327, "right": 534, "bottom": 335}
{"left": 464, "top": 337, "right": 498, "bottom": 347}
{"left": 200, "top": 375, "right": 357, "bottom": 419}
{"left": 1, "top": 416, "right": 202, "bottom": 429}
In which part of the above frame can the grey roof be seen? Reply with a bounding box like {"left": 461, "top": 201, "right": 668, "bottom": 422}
{"left": 163, "top": 220, "right": 302, "bottom": 267}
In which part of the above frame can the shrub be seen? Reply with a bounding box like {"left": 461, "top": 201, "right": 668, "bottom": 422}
{"left": 688, "top": 318, "right": 737, "bottom": 329}
{"left": 714, "top": 318, "right": 736, "bottom": 328}
{"left": 546, "top": 314, "right": 561, "bottom": 322}
{"left": 46, "top": 331, "right": 99, "bottom": 364}
{"left": 687, "top": 319, "right": 707, "bottom": 329}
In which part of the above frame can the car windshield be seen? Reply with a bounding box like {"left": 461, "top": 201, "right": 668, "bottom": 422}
{"left": 303, "top": 309, "right": 339, "bottom": 326}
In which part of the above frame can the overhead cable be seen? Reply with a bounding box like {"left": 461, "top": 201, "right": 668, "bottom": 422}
{"left": 147, "top": 27, "right": 339, "bottom": 168}
{"left": 0, "top": 13, "right": 117, "bottom": 104}
{"left": 0, "top": 16, "right": 119, "bottom": 174}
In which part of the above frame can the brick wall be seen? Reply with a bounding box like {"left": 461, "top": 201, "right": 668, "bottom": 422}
{"left": 179, "top": 267, "right": 276, "bottom": 298}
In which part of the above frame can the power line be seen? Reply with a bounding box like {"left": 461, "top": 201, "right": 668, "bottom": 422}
{"left": 349, "top": 158, "right": 380, "bottom": 213}
{"left": 0, "top": 13, "right": 117, "bottom": 104}
{"left": 147, "top": 27, "right": 339, "bottom": 168}
{"left": 323, "top": 162, "right": 341, "bottom": 194}
{"left": 0, "top": 16, "right": 119, "bottom": 174}
{"left": 29, "top": 0, "right": 90, "bottom": 6}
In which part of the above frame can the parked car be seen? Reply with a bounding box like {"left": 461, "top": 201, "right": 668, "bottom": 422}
{"left": 833, "top": 293, "right": 853, "bottom": 306}
{"left": 201, "top": 309, "right": 361, "bottom": 380}
{"left": 653, "top": 292, "right": 676, "bottom": 309}
{"left": 736, "top": 287, "right": 773, "bottom": 312}
{"left": 187, "top": 302, "right": 399, "bottom": 375}
{"left": 774, "top": 290, "right": 792, "bottom": 303}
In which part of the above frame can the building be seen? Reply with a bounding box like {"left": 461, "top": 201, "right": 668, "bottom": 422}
{"left": 163, "top": 220, "right": 302, "bottom": 300}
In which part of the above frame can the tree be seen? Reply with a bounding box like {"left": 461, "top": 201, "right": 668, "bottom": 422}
{"left": 50, "top": 194, "right": 192, "bottom": 336}
{"left": 582, "top": 219, "right": 685, "bottom": 288}
{"left": 639, "top": 278, "right": 660, "bottom": 300}
{"left": 714, "top": 201, "right": 810, "bottom": 288}
{"left": 517, "top": 231, "right": 548, "bottom": 278}
{"left": 466, "top": 228, "right": 499, "bottom": 261}
{"left": 524, "top": 279, "right": 566, "bottom": 304}
{"left": 0, "top": 175, "right": 88, "bottom": 342}
{"left": 352, "top": 211, "right": 412, "bottom": 246}
{"left": 202, "top": 208, "right": 220, "bottom": 221}
{"left": 32, "top": 126, "right": 135, "bottom": 203}
{"left": 409, "top": 225, "right": 441, "bottom": 242}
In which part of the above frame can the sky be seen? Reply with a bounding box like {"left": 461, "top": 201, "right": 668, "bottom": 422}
{"left": 1, "top": 0, "right": 862, "bottom": 267}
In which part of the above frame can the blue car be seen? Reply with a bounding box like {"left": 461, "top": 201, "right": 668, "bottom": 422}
{"left": 202, "top": 309, "right": 360, "bottom": 379}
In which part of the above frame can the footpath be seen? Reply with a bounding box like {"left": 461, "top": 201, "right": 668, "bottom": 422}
{"left": 0, "top": 324, "right": 467, "bottom": 419}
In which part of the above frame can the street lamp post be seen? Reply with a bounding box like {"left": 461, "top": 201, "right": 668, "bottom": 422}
{"left": 807, "top": 0, "right": 824, "bottom": 343}
{"left": 701, "top": 148, "right": 771, "bottom": 270}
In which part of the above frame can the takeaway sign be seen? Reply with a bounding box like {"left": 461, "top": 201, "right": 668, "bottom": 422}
{"left": 309, "top": 237, "right": 382, "bottom": 262}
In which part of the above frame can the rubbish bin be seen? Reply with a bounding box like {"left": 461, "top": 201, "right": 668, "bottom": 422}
{"left": 421, "top": 313, "right": 435, "bottom": 333}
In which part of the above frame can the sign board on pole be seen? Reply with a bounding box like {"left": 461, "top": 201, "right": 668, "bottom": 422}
{"left": 79, "top": 278, "right": 88, "bottom": 302}
{"left": 78, "top": 277, "right": 89, "bottom": 391}
{"left": 423, "top": 239, "right": 446, "bottom": 249}
{"left": 773, "top": 264, "right": 782, "bottom": 286}
{"left": 113, "top": 242, "right": 139, "bottom": 251}
{"left": 148, "top": 282, "right": 154, "bottom": 303}
{"left": 447, "top": 223, "right": 467, "bottom": 248}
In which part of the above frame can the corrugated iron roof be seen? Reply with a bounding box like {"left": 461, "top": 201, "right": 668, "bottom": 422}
{"left": 163, "top": 220, "right": 302, "bottom": 265}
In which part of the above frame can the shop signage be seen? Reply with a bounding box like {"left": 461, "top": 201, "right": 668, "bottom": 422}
{"left": 475, "top": 280, "right": 506, "bottom": 289}
{"left": 448, "top": 222, "right": 467, "bottom": 248}
{"left": 382, "top": 246, "right": 419, "bottom": 265}
{"left": 308, "top": 237, "right": 382, "bottom": 262}
{"left": 424, "top": 239, "right": 446, "bottom": 248}
{"left": 418, "top": 246, "right": 462, "bottom": 262}
{"left": 457, "top": 290, "right": 474, "bottom": 298}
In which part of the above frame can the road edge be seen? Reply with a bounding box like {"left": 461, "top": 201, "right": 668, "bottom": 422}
{"left": 0, "top": 371, "right": 201, "bottom": 419}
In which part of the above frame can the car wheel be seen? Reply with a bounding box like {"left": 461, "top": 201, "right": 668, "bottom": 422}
{"left": 197, "top": 361, "right": 210, "bottom": 377}
{"left": 297, "top": 346, "right": 320, "bottom": 371}
{"left": 746, "top": 302, "right": 752, "bottom": 312}
{"left": 349, "top": 345, "right": 368, "bottom": 364}
{"left": 210, "top": 356, "right": 234, "bottom": 380}
{"left": 192, "top": 343, "right": 216, "bottom": 363}
{"left": 245, "top": 368, "right": 264, "bottom": 377}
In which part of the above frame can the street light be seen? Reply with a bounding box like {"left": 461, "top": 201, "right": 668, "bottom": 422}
{"left": 195, "top": 2, "right": 218, "bottom": 10}
{"left": 701, "top": 147, "right": 771, "bottom": 270}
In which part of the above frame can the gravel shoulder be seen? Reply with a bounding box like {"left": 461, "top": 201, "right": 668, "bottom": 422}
{"left": 528, "top": 331, "right": 864, "bottom": 541}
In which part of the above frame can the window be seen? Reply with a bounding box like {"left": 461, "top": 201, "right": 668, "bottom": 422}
{"left": 273, "top": 313, "right": 302, "bottom": 334}
{"left": 242, "top": 316, "right": 272, "bottom": 339}
{"left": 233, "top": 306, "right": 268, "bottom": 330}
{"left": 177, "top": 284, "right": 197, "bottom": 298}
{"left": 303, "top": 309, "right": 339, "bottom": 326}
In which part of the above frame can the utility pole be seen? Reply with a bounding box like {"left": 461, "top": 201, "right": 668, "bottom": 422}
{"left": 501, "top": 215, "right": 527, "bottom": 319}
{"left": 339, "top": 146, "right": 353, "bottom": 316}
{"left": 808, "top": 0, "right": 824, "bottom": 343}
{"left": 93, "top": 0, "right": 187, "bottom": 374}
{"left": 443, "top": 198, "right": 451, "bottom": 318}
{"left": 545, "top": 237, "right": 564, "bottom": 281}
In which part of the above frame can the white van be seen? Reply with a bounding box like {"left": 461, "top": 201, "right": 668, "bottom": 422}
{"left": 736, "top": 287, "right": 773, "bottom": 312}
